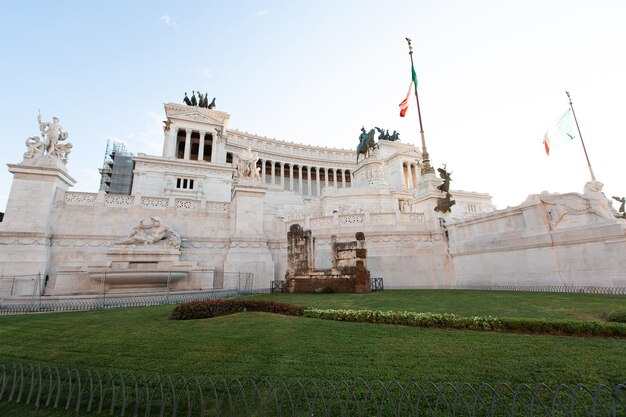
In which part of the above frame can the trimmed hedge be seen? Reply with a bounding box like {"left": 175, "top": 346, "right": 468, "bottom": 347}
{"left": 304, "top": 309, "right": 501, "bottom": 331}
{"left": 171, "top": 299, "right": 306, "bottom": 320}
{"left": 171, "top": 300, "right": 626, "bottom": 337}
{"left": 303, "top": 308, "right": 626, "bottom": 337}
{"left": 607, "top": 310, "right": 626, "bottom": 323}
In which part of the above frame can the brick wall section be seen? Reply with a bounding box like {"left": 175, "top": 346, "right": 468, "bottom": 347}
{"left": 286, "top": 224, "right": 371, "bottom": 293}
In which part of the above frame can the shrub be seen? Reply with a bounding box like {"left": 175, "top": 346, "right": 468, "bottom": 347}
{"left": 171, "top": 299, "right": 306, "bottom": 320}
{"left": 303, "top": 309, "right": 626, "bottom": 337}
{"left": 314, "top": 287, "right": 334, "bottom": 294}
{"left": 607, "top": 310, "right": 626, "bottom": 324}
{"left": 303, "top": 309, "right": 503, "bottom": 332}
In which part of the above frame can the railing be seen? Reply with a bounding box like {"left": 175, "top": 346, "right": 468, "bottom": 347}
{"left": 0, "top": 290, "right": 246, "bottom": 316}
{"left": 371, "top": 277, "right": 384, "bottom": 292}
{"left": 270, "top": 280, "right": 288, "bottom": 293}
{"left": 0, "top": 272, "right": 257, "bottom": 315}
{"left": 415, "top": 285, "right": 626, "bottom": 295}
{"left": 0, "top": 363, "right": 624, "bottom": 417}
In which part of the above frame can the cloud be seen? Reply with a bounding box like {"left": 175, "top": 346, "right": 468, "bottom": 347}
{"left": 256, "top": 10, "right": 268, "bottom": 17}
{"left": 104, "top": 112, "right": 164, "bottom": 157}
{"left": 202, "top": 68, "right": 213, "bottom": 79}
{"left": 160, "top": 14, "right": 179, "bottom": 29}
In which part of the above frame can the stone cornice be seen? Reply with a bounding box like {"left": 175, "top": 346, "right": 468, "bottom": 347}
{"left": 226, "top": 130, "right": 357, "bottom": 165}
{"left": 133, "top": 155, "right": 235, "bottom": 175}
{"left": 164, "top": 102, "right": 230, "bottom": 126}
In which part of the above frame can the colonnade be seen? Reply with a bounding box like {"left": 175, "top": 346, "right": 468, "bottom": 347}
{"left": 402, "top": 162, "right": 420, "bottom": 189}
{"left": 256, "top": 157, "right": 351, "bottom": 196}
{"left": 166, "top": 127, "right": 217, "bottom": 162}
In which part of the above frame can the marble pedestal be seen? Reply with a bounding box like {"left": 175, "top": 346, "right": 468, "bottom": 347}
{"left": 224, "top": 181, "right": 275, "bottom": 289}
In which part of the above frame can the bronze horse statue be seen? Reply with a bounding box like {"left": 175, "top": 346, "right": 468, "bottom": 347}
{"left": 356, "top": 128, "right": 378, "bottom": 163}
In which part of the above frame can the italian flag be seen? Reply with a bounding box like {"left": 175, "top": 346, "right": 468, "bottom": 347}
{"left": 399, "top": 62, "right": 418, "bottom": 117}
{"left": 543, "top": 109, "right": 576, "bottom": 156}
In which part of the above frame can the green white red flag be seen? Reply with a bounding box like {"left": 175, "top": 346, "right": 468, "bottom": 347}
{"left": 543, "top": 109, "right": 576, "bottom": 156}
{"left": 399, "top": 62, "right": 418, "bottom": 117}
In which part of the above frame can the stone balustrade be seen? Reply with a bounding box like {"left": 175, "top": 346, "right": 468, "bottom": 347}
{"left": 64, "top": 192, "right": 230, "bottom": 213}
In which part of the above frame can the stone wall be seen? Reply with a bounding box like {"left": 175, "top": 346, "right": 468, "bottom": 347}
{"left": 446, "top": 196, "right": 626, "bottom": 287}
{"left": 285, "top": 225, "right": 371, "bottom": 293}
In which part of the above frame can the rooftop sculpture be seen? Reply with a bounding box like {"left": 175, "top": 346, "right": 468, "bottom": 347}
{"left": 23, "top": 111, "right": 73, "bottom": 164}
{"left": 356, "top": 127, "right": 378, "bottom": 163}
{"left": 183, "top": 91, "right": 216, "bottom": 109}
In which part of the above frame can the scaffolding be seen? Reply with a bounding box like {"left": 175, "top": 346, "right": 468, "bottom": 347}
{"left": 99, "top": 140, "right": 134, "bottom": 194}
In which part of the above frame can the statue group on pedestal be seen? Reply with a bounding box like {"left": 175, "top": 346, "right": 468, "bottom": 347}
{"left": 23, "top": 111, "right": 73, "bottom": 164}
{"left": 235, "top": 146, "right": 262, "bottom": 182}
{"left": 375, "top": 127, "right": 400, "bottom": 142}
{"left": 183, "top": 91, "right": 216, "bottom": 109}
{"left": 435, "top": 165, "right": 456, "bottom": 214}
{"left": 114, "top": 217, "right": 181, "bottom": 249}
{"left": 356, "top": 127, "right": 378, "bottom": 163}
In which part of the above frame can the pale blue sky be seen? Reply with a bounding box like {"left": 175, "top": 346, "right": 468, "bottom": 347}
{"left": 1, "top": 1, "right": 625, "bottom": 211}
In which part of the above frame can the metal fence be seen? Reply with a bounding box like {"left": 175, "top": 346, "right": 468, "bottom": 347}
{"left": 0, "top": 272, "right": 257, "bottom": 316}
{"left": 0, "top": 363, "right": 624, "bottom": 417}
{"left": 371, "top": 277, "right": 384, "bottom": 292}
{"left": 400, "top": 285, "right": 626, "bottom": 295}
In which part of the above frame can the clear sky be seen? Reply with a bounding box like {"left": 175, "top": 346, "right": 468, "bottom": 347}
{"left": 1, "top": 1, "right": 625, "bottom": 212}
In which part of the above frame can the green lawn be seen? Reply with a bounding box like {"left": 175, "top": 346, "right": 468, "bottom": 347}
{"left": 0, "top": 291, "right": 624, "bottom": 386}
{"left": 243, "top": 290, "right": 626, "bottom": 321}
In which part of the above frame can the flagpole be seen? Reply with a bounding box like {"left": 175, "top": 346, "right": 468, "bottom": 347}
{"left": 406, "top": 38, "right": 435, "bottom": 175}
{"left": 566, "top": 91, "right": 596, "bottom": 181}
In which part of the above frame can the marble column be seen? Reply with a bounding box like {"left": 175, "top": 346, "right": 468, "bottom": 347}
{"left": 198, "top": 131, "right": 206, "bottom": 161}
{"left": 307, "top": 166, "right": 312, "bottom": 196}
{"left": 183, "top": 129, "right": 192, "bottom": 160}
{"left": 341, "top": 170, "right": 346, "bottom": 188}
{"left": 162, "top": 126, "right": 178, "bottom": 158}
{"left": 298, "top": 165, "right": 303, "bottom": 194}
{"left": 407, "top": 163, "right": 414, "bottom": 189}
{"left": 333, "top": 169, "right": 337, "bottom": 188}
{"left": 261, "top": 159, "right": 266, "bottom": 183}
{"left": 411, "top": 163, "right": 418, "bottom": 186}
{"left": 324, "top": 168, "right": 329, "bottom": 190}
{"left": 289, "top": 164, "right": 294, "bottom": 191}
{"left": 271, "top": 160, "right": 276, "bottom": 185}
{"left": 280, "top": 162, "right": 285, "bottom": 189}
{"left": 315, "top": 167, "right": 322, "bottom": 197}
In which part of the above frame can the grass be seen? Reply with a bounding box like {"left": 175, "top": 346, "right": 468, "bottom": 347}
{"left": 242, "top": 290, "right": 626, "bottom": 321}
{"left": 0, "top": 290, "right": 624, "bottom": 386}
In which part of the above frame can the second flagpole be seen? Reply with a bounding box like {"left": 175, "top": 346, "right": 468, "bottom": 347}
{"left": 406, "top": 38, "right": 435, "bottom": 175}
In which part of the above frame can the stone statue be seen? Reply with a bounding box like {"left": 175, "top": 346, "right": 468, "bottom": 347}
{"left": 356, "top": 127, "right": 378, "bottom": 163}
{"left": 613, "top": 196, "right": 626, "bottom": 218}
{"left": 190, "top": 91, "right": 197, "bottom": 106}
{"left": 24, "top": 111, "right": 73, "bottom": 164}
{"left": 24, "top": 136, "right": 45, "bottom": 159}
{"left": 537, "top": 181, "right": 615, "bottom": 228}
{"left": 50, "top": 142, "right": 73, "bottom": 164}
{"left": 435, "top": 165, "right": 455, "bottom": 214}
{"left": 163, "top": 119, "right": 171, "bottom": 132}
{"left": 114, "top": 217, "right": 181, "bottom": 249}
{"left": 437, "top": 165, "right": 452, "bottom": 194}
{"left": 235, "top": 146, "right": 262, "bottom": 182}
{"left": 375, "top": 127, "right": 400, "bottom": 142}
{"left": 183, "top": 92, "right": 192, "bottom": 106}
{"left": 208, "top": 97, "right": 216, "bottom": 109}
{"left": 38, "top": 111, "right": 69, "bottom": 155}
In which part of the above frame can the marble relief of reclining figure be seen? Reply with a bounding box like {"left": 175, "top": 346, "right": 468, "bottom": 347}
{"left": 114, "top": 216, "right": 181, "bottom": 249}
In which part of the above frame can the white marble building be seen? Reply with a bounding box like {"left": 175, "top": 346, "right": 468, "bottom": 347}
{"left": 1, "top": 103, "right": 624, "bottom": 297}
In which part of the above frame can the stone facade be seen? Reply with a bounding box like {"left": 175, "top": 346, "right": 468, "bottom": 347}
{"left": 1, "top": 103, "right": 624, "bottom": 298}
